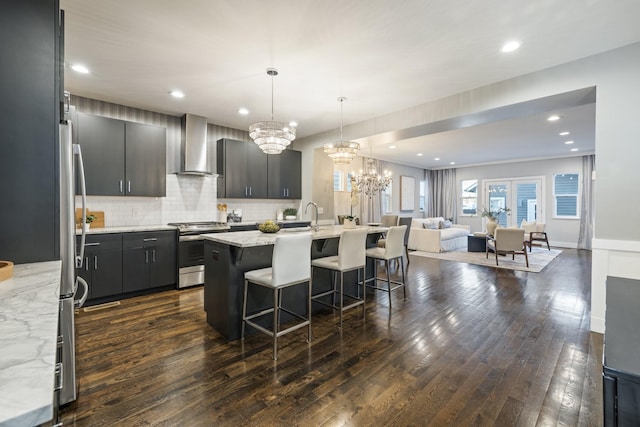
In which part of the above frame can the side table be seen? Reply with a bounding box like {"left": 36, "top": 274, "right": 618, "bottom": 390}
{"left": 467, "top": 235, "right": 487, "bottom": 252}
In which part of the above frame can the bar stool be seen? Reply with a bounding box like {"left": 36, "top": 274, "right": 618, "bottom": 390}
{"left": 311, "top": 228, "right": 368, "bottom": 329}
{"left": 242, "top": 232, "right": 312, "bottom": 360}
{"left": 365, "top": 225, "right": 407, "bottom": 309}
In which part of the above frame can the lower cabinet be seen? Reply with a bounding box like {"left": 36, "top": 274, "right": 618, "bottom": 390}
{"left": 76, "top": 233, "right": 123, "bottom": 300}
{"left": 123, "top": 231, "right": 177, "bottom": 293}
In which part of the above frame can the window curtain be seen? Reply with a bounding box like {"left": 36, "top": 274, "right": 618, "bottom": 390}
{"left": 428, "top": 168, "right": 457, "bottom": 222}
{"left": 577, "top": 155, "right": 595, "bottom": 249}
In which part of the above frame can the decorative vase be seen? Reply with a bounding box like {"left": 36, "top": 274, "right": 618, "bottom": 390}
{"left": 486, "top": 217, "right": 498, "bottom": 236}
{"left": 343, "top": 218, "right": 356, "bottom": 229}
{"left": 83, "top": 223, "right": 91, "bottom": 232}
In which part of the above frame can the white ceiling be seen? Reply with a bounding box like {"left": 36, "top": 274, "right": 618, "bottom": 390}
{"left": 60, "top": 0, "right": 640, "bottom": 168}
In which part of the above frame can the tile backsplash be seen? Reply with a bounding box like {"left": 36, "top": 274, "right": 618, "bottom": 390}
{"left": 76, "top": 174, "right": 299, "bottom": 227}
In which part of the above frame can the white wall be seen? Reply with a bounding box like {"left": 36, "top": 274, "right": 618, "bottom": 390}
{"left": 456, "top": 156, "right": 582, "bottom": 247}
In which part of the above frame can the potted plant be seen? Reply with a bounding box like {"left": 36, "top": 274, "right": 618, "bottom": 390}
{"left": 343, "top": 215, "right": 357, "bottom": 229}
{"left": 481, "top": 206, "right": 510, "bottom": 235}
{"left": 283, "top": 208, "right": 297, "bottom": 220}
{"left": 83, "top": 214, "right": 96, "bottom": 230}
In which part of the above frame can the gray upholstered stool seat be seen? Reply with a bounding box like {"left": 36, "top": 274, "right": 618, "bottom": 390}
{"left": 242, "top": 232, "right": 313, "bottom": 360}
{"left": 311, "top": 228, "right": 368, "bottom": 329}
{"left": 365, "top": 225, "right": 407, "bottom": 309}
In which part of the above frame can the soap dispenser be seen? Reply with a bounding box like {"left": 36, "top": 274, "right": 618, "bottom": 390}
{"left": 276, "top": 209, "right": 284, "bottom": 221}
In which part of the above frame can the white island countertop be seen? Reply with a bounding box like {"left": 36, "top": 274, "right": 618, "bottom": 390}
{"left": 202, "top": 225, "right": 387, "bottom": 248}
{"left": 0, "top": 261, "right": 62, "bottom": 427}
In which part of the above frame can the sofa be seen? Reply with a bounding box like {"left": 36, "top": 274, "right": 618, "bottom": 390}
{"left": 407, "top": 217, "right": 470, "bottom": 253}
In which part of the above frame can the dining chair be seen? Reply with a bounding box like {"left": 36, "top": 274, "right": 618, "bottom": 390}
{"left": 311, "top": 228, "right": 368, "bottom": 329}
{"left": 242, "top": 232, "right": 312, "bottom": 360}
{"left": 365, "top": 225, "right": 407, "bottom": 309}
{"left": 486, "top": 228, "right": 529, "bottom": 267}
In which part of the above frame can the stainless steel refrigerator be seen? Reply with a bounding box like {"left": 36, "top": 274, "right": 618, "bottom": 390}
{"left": 58, "top": 101, "right": 89, "bottom": 406}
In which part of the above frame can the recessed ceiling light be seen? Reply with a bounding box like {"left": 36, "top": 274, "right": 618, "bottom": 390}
{"left": 170, "top": 90, "right": 185, "bottom": 98}
{"left": 71, "top": 64, "right": 89, "bottom": 74}
{"left": 450, "top": 161, "right": 456, "bottom": 165}
{"left": 559, "top": 131, "right": 570, "bottom": 136}
{"left": 289, "top": 121, "right": 298, "bottom": 127}
{"left": 417, "top": 153, "right": 423, "bottom": 157}
{"left": 570, "top": 148, "right": 579, "bottom": 152}
{"left": 389, "top": 145, "right": 396, "bottom": 149}
{"left": 547, "top": 115, "right": 560, "bottom": 121}
{"left": 238, "top": 107, "right": 249, "bottom": 115}
{"left": 434, "top": 157, "right": 440, "bottom": 161}
{"left": 564, "top": 140, "right": 574, "bottom": 145}
{"left": 501, "top": 41, "right": 521, "bottom": 53}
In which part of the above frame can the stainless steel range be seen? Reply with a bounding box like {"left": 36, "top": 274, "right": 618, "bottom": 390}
{"left": 168, "top": 221, "right": 230, "bottom": 288}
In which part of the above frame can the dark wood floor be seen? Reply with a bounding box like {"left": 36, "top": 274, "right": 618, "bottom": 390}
{"left": 60, "top": 249, "right": 602, "bottom": 426}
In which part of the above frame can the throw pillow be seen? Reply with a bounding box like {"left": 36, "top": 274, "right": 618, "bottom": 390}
{"left": 439, "top": 220, "right": 452, "bottom": 229}
{"left": 422, "top": 222, "right": 437, "bottom": 230}
{"left": 521, "top": 220, "right": 537, "bottom": 233}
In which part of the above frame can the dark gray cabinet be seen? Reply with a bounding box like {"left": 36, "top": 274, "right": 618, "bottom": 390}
{"left": 0, "top": 0, "right": 61, "bottom": 264}
{"left": 217, "top": 139, "right": 301, "bottom": 200}
{"left": 77, "top": 113, "right": 166, "bottom": 197}
{"left": 268, "top": 149, "right": 301, "bottom": 199}
{"left": 123, "top": 231, "right": 177, "bottom": 293}
{"left": 217, "top": 138, "right": 268, "bottom": 198}
{"left": 76, "top": 234, "right": 123, "bottom": 300}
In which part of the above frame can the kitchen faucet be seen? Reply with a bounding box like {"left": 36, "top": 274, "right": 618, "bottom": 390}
{"left": 305, "top": 201, "right": 319, "bottom": 231}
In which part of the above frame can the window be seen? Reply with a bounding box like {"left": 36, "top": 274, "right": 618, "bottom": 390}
{"left": 419, "top": 180, "right": 425, "bottom": 212}
{"left": 461, "top": 179, "right": 478, "bottom": 215}
{"left": 333, "top": 171, "right": 344, "bottom": 191}
{"left": 381, "top": 181, "right": 392, "bottom": 214}
{"left": 346, "top": 173, "right": 354, "bottom": 193}
{"left": 553, "top": 173, "right": 579, "bottom": 218}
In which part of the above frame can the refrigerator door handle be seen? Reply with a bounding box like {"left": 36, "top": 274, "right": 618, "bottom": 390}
{"left": 74, "top": 276, "right": 89, "bottom": 308}
{"left": 74, "top": 138, "right": 87, "bottom": 268}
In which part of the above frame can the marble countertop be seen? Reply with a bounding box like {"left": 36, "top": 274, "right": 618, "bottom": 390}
{"left": 76, "top": 224, "right": 177, "bottom": 235}
{"left": 0, "top": 261, "right": 62, "bottom": 427}
{"left": 202, "top": 225, "right": 387, "bottom": 248}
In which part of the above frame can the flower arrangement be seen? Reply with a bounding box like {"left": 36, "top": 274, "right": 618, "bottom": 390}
{"left": 85, "top": 214, "right": 96, "bottom": 224}
{"left": 481, "top": 206, "right": 510, "bottom": 218}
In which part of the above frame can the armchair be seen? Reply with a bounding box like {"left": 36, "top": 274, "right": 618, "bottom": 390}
{"left": 521, "top": 221, "right": 550, "bottom": 252}
{"left": 486, "top": 228, "right": 529, "bottom": 267}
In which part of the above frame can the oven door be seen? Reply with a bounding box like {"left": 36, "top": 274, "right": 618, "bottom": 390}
{"left": 179, "top": 235, "right": 205, "bottom": 268}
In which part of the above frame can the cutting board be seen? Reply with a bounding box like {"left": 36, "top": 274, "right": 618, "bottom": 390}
{"left": 75, "top": 209, "right": 105, "bottom": 228}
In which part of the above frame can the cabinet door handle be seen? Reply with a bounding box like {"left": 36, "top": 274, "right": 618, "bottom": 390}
{"left": 85, "top": 242, "right": 100, "bottom": 247}
{"left": 145, "top": 250, "right": 149, "bottom": 264}
{"left": 84, "top": 257, "right": 89, "bottom": 271}
{"left": 94, "top": 255, "right": 98, "bottom": 270}
{"left": 143, "top": 238, "right": 158, "bottom": 242}
{"left": 283, "top": 188, "right": 286, "bottom": 197}
{"left": 152, "top": 250, "right": 156, "bottom": 263}
{"left": 120, "top": 180, "right": 124, "bottom": 193}
{"left": 127, "top": 180, "right": 131, "bottom": 193}
{"left": 249, "top": 186, "right": 252, "bottom": 196}
{"left": 245, "top": 186, "right": 248, "bottom": 196}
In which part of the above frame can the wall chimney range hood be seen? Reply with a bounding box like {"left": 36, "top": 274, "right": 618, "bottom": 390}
{"left": 178, "top": 113, "right": 211, "bottom": 175}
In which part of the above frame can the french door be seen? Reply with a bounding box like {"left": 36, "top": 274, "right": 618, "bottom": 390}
{"left": 484, "top": 178, "right": 543, "bottom": 228}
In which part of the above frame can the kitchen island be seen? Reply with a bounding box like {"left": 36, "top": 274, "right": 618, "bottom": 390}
{"left": 201, "top": 225, "right": 386, "bottom": 340}
{"left": 0, "top": 261, "right": 61, "bottom": 427}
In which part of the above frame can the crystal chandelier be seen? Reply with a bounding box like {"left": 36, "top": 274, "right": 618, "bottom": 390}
{"left": 352, "top": 157, "right": 391, "bottom": 198}
{"left": 249, "top": 68, "right": 296, "bottom": 154}
{"left": 323, "top": 97, "right": 359, "bottom": 164}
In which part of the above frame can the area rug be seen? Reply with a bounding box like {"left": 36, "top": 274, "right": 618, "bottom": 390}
{"left": 409, "top": 247, "right": 562, "bottom": 273}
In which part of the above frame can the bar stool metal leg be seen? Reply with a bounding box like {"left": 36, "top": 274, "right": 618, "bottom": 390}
{"left": 386, "top": 260, "right": 392, "bottom": 309}
{"left": 273, "top": 288, "right": 278, "bottom": 360}
{"left": 241, "top": 279, "right": 248, "bottom": 340}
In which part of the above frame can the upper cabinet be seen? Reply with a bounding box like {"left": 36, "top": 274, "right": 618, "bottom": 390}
{"left": 76, "top": 113, "right": 166, "bottom": 197}
{"left": 217, "top": 138, "right": 268, "bottom": 198}
{"left": 217, "top": 138, "right": 301, "bottom": 200}
{"left": 268, "top": 149, "right": 301, "bottom": 199}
